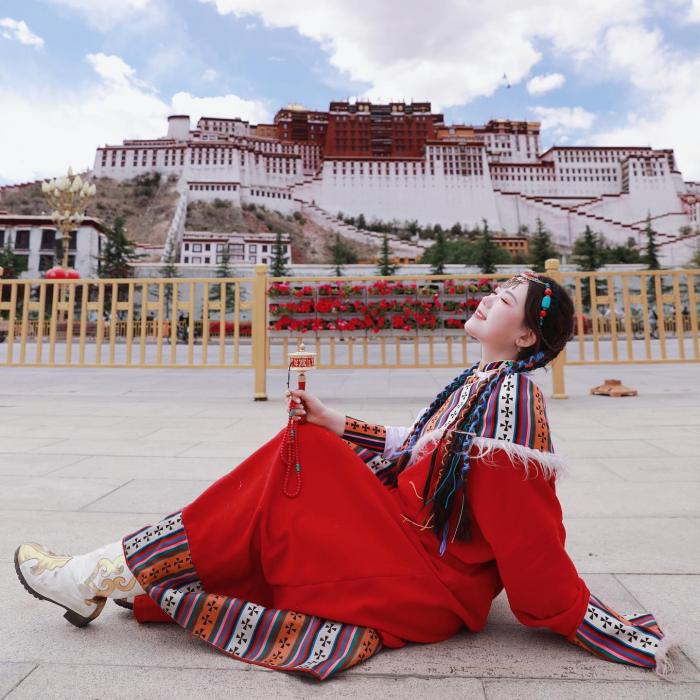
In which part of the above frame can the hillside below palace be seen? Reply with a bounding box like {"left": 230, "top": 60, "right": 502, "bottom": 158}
{"left": 93, "top": 100, "right": 700, "bottom": 265}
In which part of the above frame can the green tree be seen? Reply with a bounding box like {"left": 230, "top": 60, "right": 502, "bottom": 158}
{"left": 270, "top": 231, "right": 290, "bottom": 277}
{"left": 529, "top": 218, "right": 558, "bottom": 272}
{"left": 642, "top": 214, "right": 661, "bottom": 270}
{"left": 356, "top": 213, "right": 367, "bottom": 230}
{"left": 428, "top": 227, "right": 448, "bottom": 274}
{"left": 376, "top": 233, "right": 398, "bottom": 276}
{"left": 572, "top": 226, "right": 607, "bottom": 310}
{"left": 572, "top": 226, "right": 605, "bottom": 271}
{"left": 97, "top": 216, "right": 143, "bottom": 279}
{"left": 474, "top": 220, "right": 502, "bottom": 274}
{"left": 0, "top": 238, "right": 25, "bottom": 320}
{"left": 209, "top": 245, "right": 236, "bottom": 314}
{"left": 0, "top": 238, "right": 23, "bottom": 279}
{"left": 406, "top": 220, "right": 420, "bottom": 240}
{"left": 160, "top": 244, "right": 180, "bottom": 317}
{"left": 326, "top": 232, "right": 358, "bottom": 276}
{"left": 450, "top": 222, "right": 463, "bottom": 238}
{"left": 603, "top": 236, "right": 642, "bottom": 264}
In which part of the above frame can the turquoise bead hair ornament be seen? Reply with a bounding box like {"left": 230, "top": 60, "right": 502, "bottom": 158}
{"left": 516, "top": 270, "right": 553, "bottom": 327}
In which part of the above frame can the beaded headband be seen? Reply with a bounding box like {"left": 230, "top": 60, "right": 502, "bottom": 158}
{"left": 501, "top": 270, "right": 553, "bottom": 328}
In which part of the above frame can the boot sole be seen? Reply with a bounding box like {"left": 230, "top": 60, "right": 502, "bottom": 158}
{"left": 112, "top": 598, "right": 134, "bottom": 610}
{"left": 13, "top": 546, "right": 106, "bottom": 627}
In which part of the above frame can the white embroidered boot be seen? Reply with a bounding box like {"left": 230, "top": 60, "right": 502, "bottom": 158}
{"left": 14, "top": 540, "right": 145, "bottom": 627}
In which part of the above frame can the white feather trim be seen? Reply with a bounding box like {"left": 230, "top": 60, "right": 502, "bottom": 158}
{"left": 407, "top": 425, "right": 567, "bottom": 479}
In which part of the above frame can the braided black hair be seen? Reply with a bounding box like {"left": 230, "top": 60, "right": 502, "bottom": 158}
{"left": 381, "top": 274, "right": 575, "bottom": 555}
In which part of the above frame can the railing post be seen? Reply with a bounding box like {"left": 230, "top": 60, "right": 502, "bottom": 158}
{"left": 545, "top": 258, "right": 568, "bottom": 399}
{"left": 252, "top": 263, "right": 268, "bottom": 401}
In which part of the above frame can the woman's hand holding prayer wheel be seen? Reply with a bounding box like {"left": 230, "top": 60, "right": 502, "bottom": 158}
{"left": 284, "top": 389, "right": 345, "bottom": 436}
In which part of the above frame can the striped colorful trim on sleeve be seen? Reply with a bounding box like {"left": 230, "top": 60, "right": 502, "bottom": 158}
{"left": 569, "top": 594, "right": 664, "bottom": 671}
{"left": 342, "top": 416, "right": 387, "bottom": 453}
{"left": 122, "top": 511, "right": 383, "bottom": 680}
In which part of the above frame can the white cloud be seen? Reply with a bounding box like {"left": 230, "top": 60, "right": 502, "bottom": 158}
{"left": 198, "top": 0, "right": 699, "bottom": 178}
{"left": 688, "top": 0, "right": 700, "bottom": 22}
{"left": 86, "top": 53, "right": 139, "bottom": 87}
{"left": 199, "top": 0, "right": 649, "bottom": 109}
{"left": 202, "top": 68, "right": 218, "bottom": 81}
{"left": 590, "top": 23, "right": 700, "bottom": 178}
{"left": 0, "top": 18, "right": 44, "bottom": 48}
{"left": 530, "top": 106, "right": 596, "bottom": 131}
{"left": 526, "top": 72, "right": 565, "bottom": 95}
{"left": 171, "top": 92, "right": 270, "bottom": 124}
{"left": 0, "top": 54, "right": 269, "bottom": 182}
{"left": 44, "top": 0, "right": 154, "bottom": 29}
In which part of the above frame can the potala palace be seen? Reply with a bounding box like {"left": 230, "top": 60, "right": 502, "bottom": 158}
{"left": 93, "top": 101, "right": 700, "bottom": 266}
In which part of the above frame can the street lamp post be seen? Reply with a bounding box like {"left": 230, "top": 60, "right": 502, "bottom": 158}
{"left": 41, "top": 167, "right": 97, "bottom": 323}
{"left": 41, "top": 166, "right": 97, "bottom": 271}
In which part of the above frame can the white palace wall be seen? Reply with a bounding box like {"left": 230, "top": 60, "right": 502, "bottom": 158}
{"left": 92, "top": 117, "right": 699, "bottom": 266}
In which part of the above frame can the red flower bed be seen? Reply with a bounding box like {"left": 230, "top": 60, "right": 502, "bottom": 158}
{"left": 208, "top": 321, "right": 252, "bottom": 337}
{"left": 266, "top": 278, "right": 496, "bottom": 334}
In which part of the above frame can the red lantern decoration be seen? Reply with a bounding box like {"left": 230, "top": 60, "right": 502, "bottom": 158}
{"left": 45, "top": 266, "right": 79, "bottom": 280}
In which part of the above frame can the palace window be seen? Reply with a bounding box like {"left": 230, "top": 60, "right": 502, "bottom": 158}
{"left": 39, "top": 255, "right": 54, "bottom": 272}
{"left": 14, "top": 230, "right": 30, "bottom": 250}
{"left": 14, "top": 254, "right": 29, "bottom": 272}
{"left": 40, "top": 229, "right": 56, "bottom": 250}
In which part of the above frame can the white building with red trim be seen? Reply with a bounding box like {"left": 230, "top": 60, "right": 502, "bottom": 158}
{"left": 180, "top": 231, "right": 291, "bottom": 266}
{"left": 0, "top": 212, "right": 105, "bottom": 279}
{"left": 92, "top": 104, "right": 700, "bottom": 265}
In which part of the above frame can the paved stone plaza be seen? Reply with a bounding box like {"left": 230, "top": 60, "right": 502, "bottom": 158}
{"left": 0, "top": 362, "right": 698, "bottom": 699}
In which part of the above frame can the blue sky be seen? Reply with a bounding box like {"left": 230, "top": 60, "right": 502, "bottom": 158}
{"left": 1, "top": 0, "right": 699, "bottom": 183}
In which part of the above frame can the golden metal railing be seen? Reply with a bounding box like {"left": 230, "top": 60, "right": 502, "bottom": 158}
{"left": 1, "top": 261, "right": 698, "bottom": 400}
{"left": 0, "top": 276, "right": 256, "bottom": 370}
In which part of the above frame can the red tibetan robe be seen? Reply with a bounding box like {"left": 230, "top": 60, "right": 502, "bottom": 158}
{"left": 123, "top": 363, "right": 591, "bottom": 679}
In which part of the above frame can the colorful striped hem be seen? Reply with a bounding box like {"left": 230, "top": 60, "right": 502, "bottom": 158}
{"left": 122, "top": 511, "right": 382, "bottom": 680}
{"left": 571, "top": 594, "right": 663, "bottom": 671}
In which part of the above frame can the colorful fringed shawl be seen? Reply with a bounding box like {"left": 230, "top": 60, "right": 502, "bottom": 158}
{"left": 402, "top": 367, "right": 566, "bottom": 480}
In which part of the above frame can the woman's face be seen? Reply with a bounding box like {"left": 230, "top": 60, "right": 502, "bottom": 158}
{"left": 463, "top": 278, "right": 537, "bottom": 356}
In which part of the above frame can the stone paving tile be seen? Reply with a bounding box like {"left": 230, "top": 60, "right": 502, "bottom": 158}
{"left": 564, "top": 518, "right": 700, "bottom": 574}
{"left": 0, "top": 475, "right": 129, "bottom": 512}
{"left": 557, "top": 457, "right": 623, "bottom": 482}
{"left": 177, "top": 439, "right": 278, "bottom": 459}
{"left": 483, "top": 679, "right": 699, "bottom": 699}
{"left": 32, "top": 439, "right": 197, "bottom": 458}
{"left": 556, "top": 482, "right": 700, "bottom": 518}
{"left": 597, "top": 456, "right": 700, "bottom": 482}
{"left": 553, "top": 439, "right": 672, "bottom": 459}
{"left": 1, "top": 364, "right": 697, "bottom": 693}
{"left": 0, "top": 663, "right": 36, "bottom": 699}
{"left": 3, "top": 663, "right": 487, "bottom": 700}
{"left": 81, "top": 478, "right": 212, "bottom": 514}
{"left": 618, "top": 574, "right": 700, "bottom": 667}
{"left": 0, "top": 453, "right": 88, "bottom": 477}
{"left": 0, "top": 438, "right": 64, "bottom": 454}
{"left": 47, "top": 455, "right": 242, "bottom": 481}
